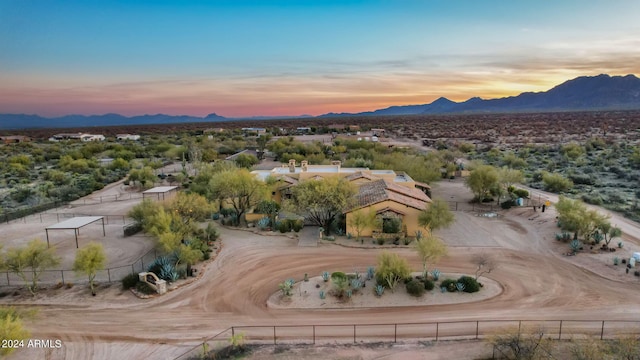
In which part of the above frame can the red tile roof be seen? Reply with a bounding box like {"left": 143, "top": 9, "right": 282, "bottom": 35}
{"left": 347, "top": 179, "right": 431, "bottom": 213}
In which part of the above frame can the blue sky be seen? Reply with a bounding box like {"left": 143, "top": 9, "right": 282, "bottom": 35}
{"left": 1, "top": 0, "right": 639, "bottom": 117}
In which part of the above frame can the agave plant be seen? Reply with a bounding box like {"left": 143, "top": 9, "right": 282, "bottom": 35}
{"left": 431, "top": 269, "right": 441, "bottom": 281}
{"left": 278, "top": 279, "right": 295, "bottom": 297}
{"left": 321, "top": 271, "right": 330, "bottom": 282}
{"left": 456, "top": 282, "right": 466, "bottom": 292}
{"left": 415, "top": 230, "right": 423, "bottom": 241}
{"left": 319, "top": 290, "right": 326, "bottom": 299}
{"left": 569, "top": 239, "right": 582, "bottom": 253}
{"left": 367, "top": 267, "right": 375, "bottom": 280}
{"left": 375, "top": 285, "right": 385, "bottom": 297}
{"left": 346, "top": 289, "right": 353, "bottom": 299}
{"left": 350, "top": 279, "right": 363, "bottom": 290}
{"left": 257, "top": 217, "right": 270, "bottom": 230}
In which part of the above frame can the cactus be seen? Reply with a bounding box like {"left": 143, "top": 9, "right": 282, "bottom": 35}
{"left": 430, "top": 269, "right": 441, "bottom": 281}
{"left": 322, "top": 271, "right": 330, "bottom": 282}
{"left": 367, "top": 266, "right": 375, "bottom": 280}
{"left": 569, "top": 239, "right": 582, "bottom": 253}
{"left": 346, "top": 289, "right": 352, "bottom": 298}
{"left": 304, "top": 273, "right": 309, "bottom": 282}
{"left": 354, "top": 270, "right": 361, "bottom": 280}
{"left": 456, "top": 282, "right": 466, "bottom": 292}
{"left": 350, "top": 279, "right": 363, "bottom": 290}
{"left": 278, "top": 279, "right": 295, "bottom": 297}
{"left": 614, "top": 257, "right": 620, "bottom": 265}
{"left": 415, "top": 230, "right": 423, "bottom": 240}
{"left": 375, "top": 285, "right": 385, "bottom": 297}
{"left": 347, "top": 232, "right": 352, "bottom": 239}
{"left": 618, "top": 241, "right": 624, "bottom": 249}
{"left": 441, "top": 287, "right": 447, "bottom": 293}
{"left": 319, "top": 290, "right": 326, "bottom": 299}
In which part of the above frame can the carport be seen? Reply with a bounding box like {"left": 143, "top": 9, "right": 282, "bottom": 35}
{"left": 45, "top": 216, "right": 105, "bottom": 248}
{"left": 142, "top": 186, "right": 178, "bottom": 201}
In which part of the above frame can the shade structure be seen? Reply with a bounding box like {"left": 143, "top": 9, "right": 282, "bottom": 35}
{"left": 142, "top": 186, "right": 178, "bottom": 200}
{"left": 45, "top": 216, "right": 105, "bottom": 248}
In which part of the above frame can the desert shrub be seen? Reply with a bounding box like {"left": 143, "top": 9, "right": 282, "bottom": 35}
{"left": 121, "top": 273, "right": 139, "bottom": 290}
{"left": 440, "top": 279, "right": 458, "bottom": 292}
{"left": 123, "top": 222, "right": 143, "bottom": 237}
{"left": 135, "top": 282, "right": 156, "bottom": 295}
{"left": 331, "top": 272, "right": 347, "bottom": 281}
{"left": 277, "top": 220, "right": 292, "bottom": 233}
{"left": 542, "top": 172, "right": 573, "bottom": 193}
{"left": 501, "top": 199, "right": 516, "bottom": 209}
{"left": 382, "top": 218, "right": 401, "bottom": 233}
{"left": 512, "top": 188, "right": 529, "bottom": 198}
{"left": 291, "top": 219, "right": 304, "bottom": 232}
{"left": 219, "top": 207, "right": 234, "bottom": 217}
{"left": 406, "top": 279, "right": 425, "bottom": 297}
{"left": 569, "top": 173, "right": 596, "bottom": 185}
{"left": 376, "top": 237, "right": 385, "bottom": 245}
{"left": 457, "top": 275, "right": 480, "bottom": 293}
{"left": 582, "top": 193, "right": 604, "bottom": 205}
{"left": 423, "top": 279, "right": 435, "bottom": 291}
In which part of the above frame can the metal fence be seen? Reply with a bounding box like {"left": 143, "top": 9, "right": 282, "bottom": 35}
{"left": 4, "top": 211, "right": 133, "bottom": 225}
{"left": 173, "top": 319, "right": 640, "bottom": 360}
{"left": 446, "top": 198, "right": 542, "bottom": 212}
{"left": 0, "top": 247, "right": 158, "bottom": 287}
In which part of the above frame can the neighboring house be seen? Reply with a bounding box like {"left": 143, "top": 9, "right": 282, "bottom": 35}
{"left": 48, "top": 133, "right": 105, "bottom": 142}
{"left": 251, "top": 159, "right": 432, "bottom": 235}
{"left": 116, "top": 134, "right": 141, "bottom": 141}
{"left": 0, "top": 135, "right": 32, "bottom": 144}
{"left": 241, "top": 127, "right": 267, "bottom": 136}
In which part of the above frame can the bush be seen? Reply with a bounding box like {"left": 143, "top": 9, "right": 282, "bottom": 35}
{"left": 440, "top": 279, "right": 458, "bottom": 292}
{"left": 291, "top": 220, "right": 304, "bottom": 232}
{"left": 277, "top": 220, "right": 292, "bottom": 233}
{"left": 501, "top": 200, "right": 516, "bottom": 209}
{"left": 423, "top": 279, "right": 435, "bottom": 291}
{"left": 135, "top": 282, "right": 156, "bottom": 295}
{"left": 456, "top": 275, "right": 480, "bottom": 293}
{"left": 376, "top": 238, "right": 385, "bottom": 245}
{"left": 123, "top": 222, "right": 143, "bottom": 237}
{"left": 121, "top": 273, "right": 139, "bottom": 290}
{"left": 512, "top": 188, "right": 529, "bottom": 198}
{"left": 331, "top": 272, "right": 347, "bottom": 281}
{"left": 406, "top": 279, "right": 425, "bottom": 297}
{"left": 382, "top": 218, "right": 401, "bottom": 234}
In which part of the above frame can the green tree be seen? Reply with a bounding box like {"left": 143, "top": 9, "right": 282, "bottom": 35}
{"left": 128, "top": 166, "right": 156, "bottom": 189}
{"left": 209, "top": 169, "right": 268, "bottom": 226}
{"left": 542, "top": 172, "right": 573, "bottom": 193}
{"left": 498, "top": 167, "right": 524, "bottom": 202}
{"left": 73, "top": 242, "right": 107, "bottom": 295}
{"left": 555, "top": 196, "right": 608, "bottom": 241}
{"left": 347, "top": 208, "right": 379, "bottom": 241}
{"left": 234, "top": 153, "right": 259, "bottom": 169}
{"left": 128, "top": 199, "right": 162, "bottom": 229}
{"left": 254, "top": 199, "right": 281, "bottom": 226}
{"left": 418, "top": 199, "right": 455, "bottom": 234}
{"left": 4, "top": 239, "right": 60, "bottom": 295}
{"left": 375, "top": 252, "right": 412, "bottom": 292}
{"left": 414, "top": 234, "right": 448, "bottom": 278}
{"left": 465, "top": 164, "right": 499, "bottom": 202}
{"left": 288, "top": 176, "right": 356, "bottom": 234}
{"left": 256, "top": 134, "right": 272, "bottom": 159}
{"left": 0, "top": 308, "right": 31, "bottom": 357}
{"left": 109, "top": 157, "right": 130, "bottom": 171}
{"left": 166, "top": 192, "right": 212, "bottom": 224}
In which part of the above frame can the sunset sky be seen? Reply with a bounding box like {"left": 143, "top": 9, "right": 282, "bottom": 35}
{"left": 1, "top": 0, "right": 639, "bottom": 118}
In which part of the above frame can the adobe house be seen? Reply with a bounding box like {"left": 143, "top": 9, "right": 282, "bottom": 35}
{"left": 345, "top": 179, "right": 431, "bottom": 238}
{"left": 251, "top": 159, "right": 433, "bottom": 234}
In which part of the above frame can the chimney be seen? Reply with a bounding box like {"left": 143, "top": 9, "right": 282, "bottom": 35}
{"left": 301, "top": 160, "right": 308, "bottom": 172}
{"left": 289, "top": 159, "right": 296, "bottom": 173}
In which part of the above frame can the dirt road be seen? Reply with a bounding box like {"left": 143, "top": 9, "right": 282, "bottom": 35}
{"left": 6, "top": 180, "right": 640, "bottom": 359}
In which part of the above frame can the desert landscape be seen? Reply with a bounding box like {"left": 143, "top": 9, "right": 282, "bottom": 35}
{"left": 1, "top": 165, "right": 640, "bottom": 359}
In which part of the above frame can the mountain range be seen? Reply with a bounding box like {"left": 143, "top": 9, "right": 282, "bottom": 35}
{"left": 1, "top": 74, "right": 639, "bottom": 130}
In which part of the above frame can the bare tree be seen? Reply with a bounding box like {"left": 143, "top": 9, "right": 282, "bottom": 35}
{"left": 472, "top": 253, "right": 497, "bottom": 281}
